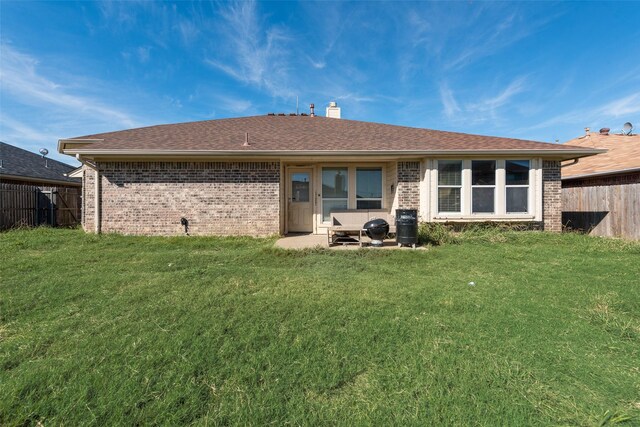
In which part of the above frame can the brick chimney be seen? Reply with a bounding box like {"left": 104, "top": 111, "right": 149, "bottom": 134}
{"left": 326, "top": 101, "right": 341, "bottom": 119}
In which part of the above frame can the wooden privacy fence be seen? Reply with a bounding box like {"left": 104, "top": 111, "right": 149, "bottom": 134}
{"left": 0, "top": 183, "right": 81, "bottom": 230}
{"left": 562, "top": 182, "right": 640, "bottom": 240}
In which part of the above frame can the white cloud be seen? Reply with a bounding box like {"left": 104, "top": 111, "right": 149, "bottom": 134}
{"left": 0, "top": 114, "right": 56, "bottom": 143}
{"left": 137, "top": 46, "right": 151, "bottom": 63}
{"left": 334, "top": 93, "right": 376, "bottom": 103}
{"left": 518, "top": 91, "right": 640, "bottom": 136}
{"left": 439, "top": 83, "right": 461, "bottom": 119}
{"left": 177, "top": 16, "right": 200, "bottom": 44}
{"left": 204, "top": 1, "right": 295, "bottom": 98}
{"left": 439, "top": 77, "right": 527, "bottom": 124}
{"left": 0, "top": 114, "right": 79, "bottom": 164}
{"left": 212, "top": 95, "right": 253, "bottom": 114}
{"left": 599, "top": 92, "right": 640, "bottom": 117}
{"left": 467, "top": 77, "right": 527, "bottom": 114}
{"left": 444, "top": 10, "right": 559, "bottom": 71}
{"left": 307, "top": 57, "right": 326, "bottom": 69}
{"left": 0, "top": 43, "right": 146, "bottom": 163}
{"left": 0, "top": 44, "right": 138, "bottom": 128}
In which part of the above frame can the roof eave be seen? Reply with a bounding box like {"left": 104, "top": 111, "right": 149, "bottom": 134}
{"left": 0, "top": 173, "right": 82, "bottom": 187}
{"left": 57, "top": 138, "right": 103, "bottom": 155}
{"left": 63, "top": 148, "right": 605, "bottom": 161}
{"left": 562, "top": 166, "right": 640, "bottom": 181}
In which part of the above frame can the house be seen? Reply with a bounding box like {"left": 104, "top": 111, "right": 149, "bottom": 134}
{"left": 562, "top": 128, "right": 640, "bottom": 239}
{"left": 57, "top": 105, "right": 601, "bottom": 236}
{"left": 1, "top": 141, "right": 81, "bottom": 229}
{"left": 1, "top": 141, "right": 81, "bottom": 187}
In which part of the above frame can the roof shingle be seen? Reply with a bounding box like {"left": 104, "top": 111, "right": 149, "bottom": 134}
{"left": 64, "top": 115, "right": 597, "bottom": 155}
{"left": 1, "top": 142, "right": 80, "bottom": 185}
{"left": 561, "top": 132, "right": 640, "bottom": 178}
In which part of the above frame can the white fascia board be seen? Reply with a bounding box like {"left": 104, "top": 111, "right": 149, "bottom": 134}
{"left": 57, "top": 138, "right": 103, "bottom": 154}
{"left": 63, "top": 148, "right": 605, "bottom": 160}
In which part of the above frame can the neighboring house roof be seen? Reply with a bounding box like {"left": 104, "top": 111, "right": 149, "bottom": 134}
{"left": 0, "top": 141, "right": 81, "bottom": 186}
{"left": 59, "top": 115, "right": 601, "bottom": 160}
{"left": 562, "top": 132, "right": 640, "bottom": 180}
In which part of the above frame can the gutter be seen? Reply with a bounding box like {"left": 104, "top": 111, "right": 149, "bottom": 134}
{"left": 562, "top": 166, "right": 640, "bottom": 181}
{"left": 62, "top": 148, "right": 606, "bottom": 159}
{"left": 561, "top": 158, "right": 579, "bottom": 168}
{"left": 57, "top": 138, "right": 104, "bottom": 153}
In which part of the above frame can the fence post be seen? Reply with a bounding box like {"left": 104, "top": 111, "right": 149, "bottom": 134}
{"left": 34, "top": 187, "right": 39, "bottom": 225}
{"left": 52, "top": 189, "right": 57, "bottom": 226}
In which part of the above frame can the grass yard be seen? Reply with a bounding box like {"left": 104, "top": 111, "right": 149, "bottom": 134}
{"left": 1, "top": 228, "right": 639, "bottom": 426}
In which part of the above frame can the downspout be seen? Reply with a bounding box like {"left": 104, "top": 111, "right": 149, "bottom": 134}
{"left": 561, "top": 158, "right": 579, "bottom": 168}
{"left": 76, "top": 155, "right": 101, "bottom": 234}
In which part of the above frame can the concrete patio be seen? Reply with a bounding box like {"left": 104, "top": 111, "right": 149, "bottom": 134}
{"left": 274, "top": 233, "right": 425, "bottom": 250}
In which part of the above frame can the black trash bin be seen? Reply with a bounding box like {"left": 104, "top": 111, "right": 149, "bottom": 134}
{"left": 396, "top": 209, "right": 418, "bottom": 248}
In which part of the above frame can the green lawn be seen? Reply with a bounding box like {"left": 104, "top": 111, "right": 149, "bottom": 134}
{"left": 1, "top": 228, "right": 639, "bottom": 426}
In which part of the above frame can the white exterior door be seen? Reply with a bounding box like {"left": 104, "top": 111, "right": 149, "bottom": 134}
{"left": 287, "top": 168, "right": 313, "bottom": 232}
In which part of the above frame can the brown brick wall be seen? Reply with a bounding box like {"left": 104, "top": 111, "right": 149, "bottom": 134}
{"left": 543, "top": 160, "right": 562, "bottom": 232}
{"left": 83, "top": 161, "right": 280, "bottom": 236}
{"left": 562, "top": 171, "right": 640, "bottom": 188}
{"left": 83, "top": 168, "right": 95, "bottom": 232}
{"left": 397, "top": 161, "right": 420, "bottom": 210}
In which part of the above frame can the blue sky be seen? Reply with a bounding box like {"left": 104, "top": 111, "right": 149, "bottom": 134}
{"left": 1, "top": 1, "right": 640, "bottom": 165}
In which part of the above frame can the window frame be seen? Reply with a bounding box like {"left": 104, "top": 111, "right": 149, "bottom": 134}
{"left": 471, "top": 160, "right": 496, "bottom": 214}
{"left": 319, "top": 164, "right": 387, "bottom": 225}
{"left": 437, "top": 160, "right": 463, "bottom": 214}
{"left": 355, "top": 167, "right": 383, "bottom": 210}
{"left": 321, "top": 166, "right": 349, "bottom": 222}
{"left": 505, "top": 160, "right": 531, "bottom": 214}
{"left": 432, "top": 158, "right": 539, "bottom": 221}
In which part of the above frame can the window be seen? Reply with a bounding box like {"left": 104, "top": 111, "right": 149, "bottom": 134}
{"left": 438, "top": 160, "right": 462, "bottom": 213}
{"left": 434, "top": 159, "right": 536, "bottom": 218}
{"left": 505, "top": 160, "right": 530, "bottom": 213}
{"left": 356, "top": 167, "right": 382, "bottom": 209}
{"left": 291, "top": 172, "right": 310, "bottom": 202}
{"left": 322, "top": 167, "right": 348, "bottom": 221}
{"left": 472, "top": 160, "right": 495, "bottom": 213}
{"left": 320, "top": 165, "right": 385, "bottom": 222}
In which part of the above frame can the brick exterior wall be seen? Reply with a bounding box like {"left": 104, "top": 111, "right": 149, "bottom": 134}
{"left": 542, "top": 160, "right": 562, "bottom": 232}
{"left": 83, "top": 167, "right": 95, "bottom": 232}
{"left": 397, "top": 161, "right": 421, "bottom": 210}
{"left": 83, "top": 161, "right": 280, "bottom": 236}
{"left": 562, "top": 171, "right": 640, "bottom": 188}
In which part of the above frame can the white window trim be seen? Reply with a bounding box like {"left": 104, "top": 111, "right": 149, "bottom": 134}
{"left": 505, "top": 160, "right": 531, "bottom": 214}
{"left": 430, "top": 158, "right": 541, "bottom": 222}
{"left": 436, "top": 160, "right": 463, "bottom": 214}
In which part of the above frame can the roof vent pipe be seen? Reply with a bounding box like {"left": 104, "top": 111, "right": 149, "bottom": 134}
{"left": 243, "top": 132, "right": 250, "bottom": 147}
{"left": 585, "top": 127, "right": 590, "bottom": 136}
{"left": 310, "top": 103, "right": 315, "bottom": 117}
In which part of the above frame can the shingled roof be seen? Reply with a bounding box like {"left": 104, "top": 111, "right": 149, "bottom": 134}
{"left": 1, "top": 142, "right": 80, "bottom": 186}
{"left": 59, "top": 115, "right": 601, "bottom": 159}
{"left": 562, "top": 132, "right": 640, "bottom": 179}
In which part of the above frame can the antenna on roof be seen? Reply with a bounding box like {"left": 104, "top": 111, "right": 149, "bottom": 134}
{"left": 296, "top": 96, "right": 299, "bottom": 115}
{"left": 623, "top": 122, "right": 634, "bottom": 135}
{"left": 39, "top": 148, "right": 49, "bottom": 168}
